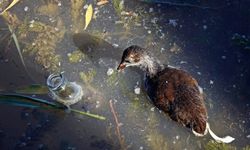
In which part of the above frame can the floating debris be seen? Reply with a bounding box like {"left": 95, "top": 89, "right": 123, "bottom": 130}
{"left": 115, "top": 20, "right": 123, "bottom": 24}
{"left": 150, "top": 107, "right": 155, "bottom": 112}
{"left": 209, "top": 80, "right": 214, "bottom": 85}
{"left": 134, "top": 87, "right": 141, "bottom": 95}
{"left": 96, "top": 100, "right": 100, "bottom": 108}
{"left": 149, "top": 8, "right": 154, "bottom": 13}
{"left": 203, "top": 25, "right": 207, "bottom": 30}
{"left": 58, "top": 2, "right": 62, "bottom": 6}
{"left": 221, "top": 55, "right": 227, "bottom": 59}
{"left": 160, "top": 47, "right": 165, "bottom": 53}
{"left": 169, "top": 19, "right": 178, "bottom": 27}
{"left": 175, "top": 135, "right": 180, "bottom": 140}
{"left": 97, "top": 0, "right": 109, "bottom": 6}
{"left": 84, "top": 4, "right": 93, "bottom": 30}
{"left": 107, "top": 68, "right": 114, "bottom": 76}
{"left": 180, "top": 61, "right": 187, "bottom": 64}
{"left": 112, "top": 43, "right": 119, "bottom": 48}
{"left": 169, "top": 43, "right": 181, "bottom": 54}
{"left": 24, "top": 6, "right": 28, "bottom": 12}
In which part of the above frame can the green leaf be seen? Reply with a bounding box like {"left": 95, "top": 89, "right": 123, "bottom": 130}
{"left": 84, "top": 4, "right": 93, "bottom": 30}
{"left": 71, "top": 109, "right": 106, "bottom": 120}
{"left": 8, "top": 24, "right": 27, "bottom": 72}
{"left": 0, "top": 0, "right": 20, "bottom": 15}
{"left": 0, "top": 93, "right": 106, "bottom": 120}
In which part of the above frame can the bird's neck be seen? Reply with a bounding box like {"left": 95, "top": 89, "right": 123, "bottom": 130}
{"left": 140, "top": 55, "right": 163, "bottom": 78}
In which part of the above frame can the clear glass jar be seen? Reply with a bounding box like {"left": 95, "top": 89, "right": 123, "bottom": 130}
{"left": 46, "top": 72, "right": 83, "bottom": 107}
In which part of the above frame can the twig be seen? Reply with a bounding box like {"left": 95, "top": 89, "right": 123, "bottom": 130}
{"left": 109, "top": 100, "right": 125, "bottom": 149}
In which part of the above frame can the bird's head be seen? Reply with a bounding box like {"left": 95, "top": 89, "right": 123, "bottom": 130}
{"left": 117, "top": 45, "right": 146, "bottom": 71}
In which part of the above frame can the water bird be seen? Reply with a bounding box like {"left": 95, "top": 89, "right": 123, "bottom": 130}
{"left": 117, "top": 45, "right": 235, "bottom": 143}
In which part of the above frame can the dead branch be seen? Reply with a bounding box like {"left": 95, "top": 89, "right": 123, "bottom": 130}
{"left": 109, "top": 100, "right": 126, "bottom": 150}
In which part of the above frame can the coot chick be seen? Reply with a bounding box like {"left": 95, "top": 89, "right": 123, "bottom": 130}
{"left": 117, "top": 45, "right": 234, "bottom": 143}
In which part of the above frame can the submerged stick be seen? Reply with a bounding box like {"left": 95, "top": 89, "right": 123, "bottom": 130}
{"left": 109, "top": 100, "right": 125, "bottom": 149}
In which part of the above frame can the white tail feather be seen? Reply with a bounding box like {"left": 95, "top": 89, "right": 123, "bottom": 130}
{"left": 192, "top": 125, "right": 208, "bottom": 137}
{"left": 206, "top": 122, "right": 235, "bottom": 143}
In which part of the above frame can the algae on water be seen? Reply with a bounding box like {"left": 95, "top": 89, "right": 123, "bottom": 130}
{"left": 79, "top": 70, "right": 97, "bottom": 84}
{"left": 37, "top": 2, "right": 59, "bottom": 17}
{"left": 204, "top": 140, "right": 236, "bottom": 150}
{"left": 71, "top": 0, "right": 85, "bottom": 33}
{"left": 67, "top": 50, "right": 85, "bottom": 63}
{"left": 22, "top": 19, "right": 65, "bottom": 72}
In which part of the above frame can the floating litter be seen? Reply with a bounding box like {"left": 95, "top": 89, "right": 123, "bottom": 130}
{"left": 47, "top": 72, "right": 83, "bottom": 107}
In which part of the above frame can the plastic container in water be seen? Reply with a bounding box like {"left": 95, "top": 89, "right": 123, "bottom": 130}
{"left": 46, "top": 72, "right": 83, "bottom": 107}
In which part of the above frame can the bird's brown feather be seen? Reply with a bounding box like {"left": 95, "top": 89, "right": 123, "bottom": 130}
{"left": 146, "top": 67, "right": 207, "bottom": 134}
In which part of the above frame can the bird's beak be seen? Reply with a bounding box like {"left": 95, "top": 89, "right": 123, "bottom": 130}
{"left": 117, "top": 63, "right": 126, "bottom": 71}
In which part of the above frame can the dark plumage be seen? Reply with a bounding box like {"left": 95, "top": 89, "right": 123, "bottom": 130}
{"left": 117, "top": 45, "right": 234, "bottom": 143}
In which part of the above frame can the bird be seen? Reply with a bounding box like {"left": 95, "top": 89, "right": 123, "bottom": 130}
{"left": 117, "top": 45, "right": 235, "bottom": 143}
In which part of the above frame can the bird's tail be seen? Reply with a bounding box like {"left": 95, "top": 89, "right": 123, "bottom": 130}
{"left": 206, "top": 122, "right": 235, "bottom": 143}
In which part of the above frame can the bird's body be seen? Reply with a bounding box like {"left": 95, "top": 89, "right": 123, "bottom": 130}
{"left": 145, "top": 66, "right": 207, "bottom": 134}
{"left": 117, "top": 45, "right": 234, "bottom": 143}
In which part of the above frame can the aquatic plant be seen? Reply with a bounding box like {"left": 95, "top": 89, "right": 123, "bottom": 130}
{"left": 204, "top": 140, "right": 236, "bottom": 150}
{"left": 1, "top": 2, "right": 65, "bottom": 72}
{"left": 67, "top": 50, "right": 85, "bottom": 63}
{"left": 145, "top": 113, "right": 168, "bottom": 150}
{"left": 112, "top": 0, "right": 141, "bottom": 34}
{"left": 37, "top": 2, "right": 59, "bottom": 17}
{"left": 146, "top": 131, "right": 168, "bottom": 150}
{"left": 0, "top": 93, "right": 106, "bottom": 120}
{"left": 1, "top": 12, "right": 30, "bottom": 74}
{"left": 112, "top": 0, "right": 124, "bottom": 16}
{"left": 79, "top": 70, "right": 97, "bottom": 84}
{"left": 71, "top": 0, "right": 85, "bottom": 32}
{"left": 106, "top": 71, "right": 119, "bottom": 87}
{"left": 243, "top": 146, "right": 250, "bottom": 150}
{"left": 232, "top": 33, "right": 250, "bottom": 50}
{"left": 22, "top": 20, "right": 65, "bottom": 72}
